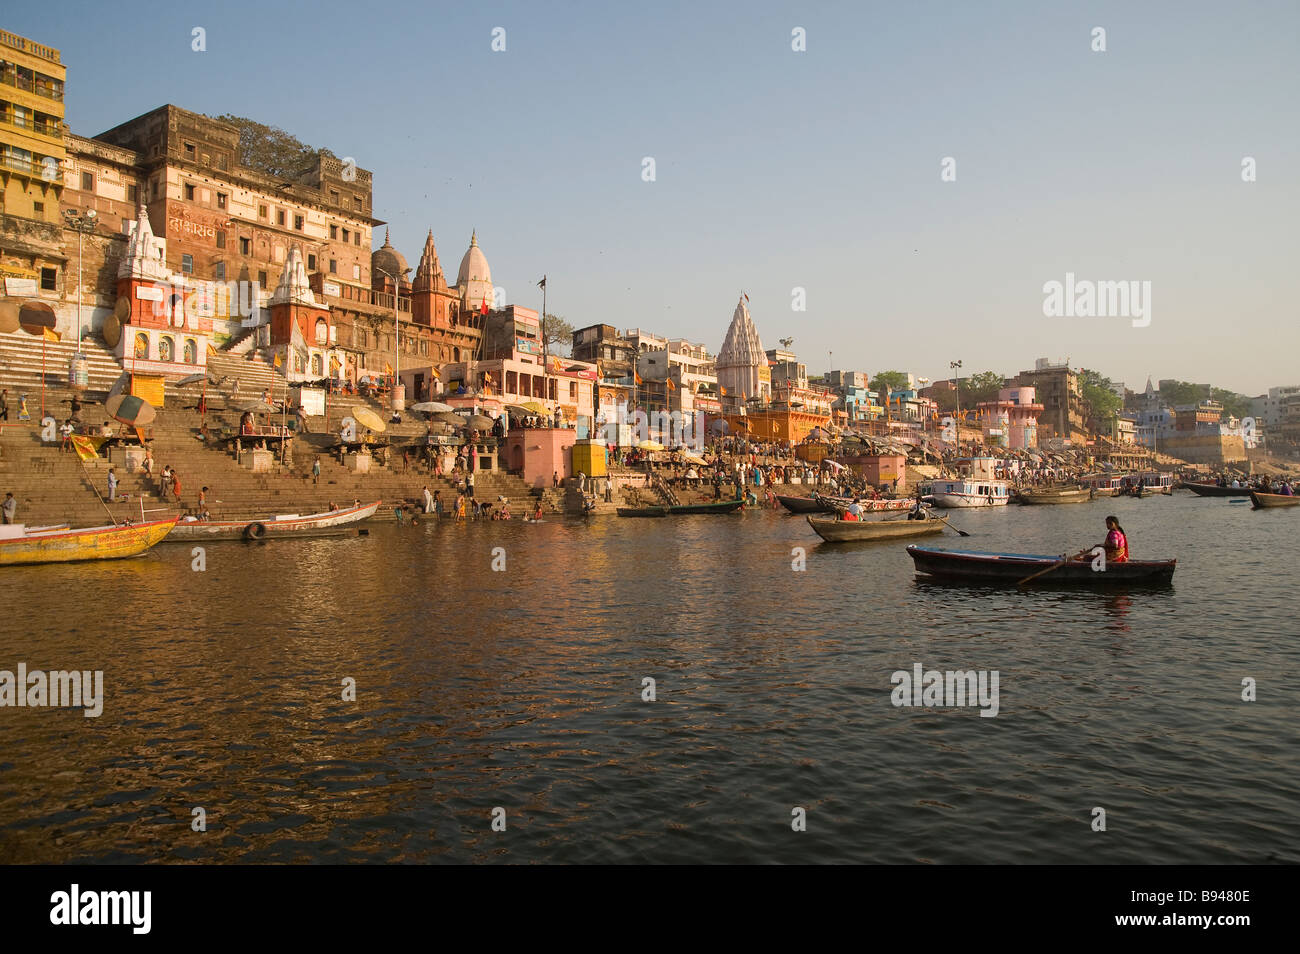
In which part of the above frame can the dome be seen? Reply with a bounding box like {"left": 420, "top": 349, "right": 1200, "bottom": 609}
{"left": 371, "top": 228, "right": 409, "bottom": 283}
{"left": 456, "top": 230, "right": 492, "bottom": 288}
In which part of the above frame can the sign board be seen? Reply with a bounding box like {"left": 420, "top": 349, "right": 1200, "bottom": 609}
{"left": 322, "top": 281, "right": 341, "bottom": 297}
{"left": 130, "top": 373, "right": 166, "bottom": 407}
{"left": 135, "top": 286, "right": 165, "bottom": 302}
{"left": 292, "top": 386, "right": 326, "bottom": 416}
{"left": 3, "top": 278, "right": 38, "bottom": 297}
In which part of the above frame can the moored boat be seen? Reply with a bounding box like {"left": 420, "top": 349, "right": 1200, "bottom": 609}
{"left": 775, "top": 493, "right": 831, "bottom": 514}
{"left": 815, "top": 492, "right": 912, "bottom": 515}
{"left": 616, "top": 506, "right": 668, "bottom": 517}
{"left": 0, "top": 518, "right": 178, "bottom": 566}
{"left": 905, "top": 545, "right": 1176, "bottom": 585}
{"left": 807, "top": 512, "right": 948, "bottom": 542}
{"left": 1183, "top": 482, "right": 1251, "bottom": 497}
{"left": 1250, "top": 490, "right": 1300, "bottom": 509}
{"left": 166, "top": 500, "right": 381, "bottom": 541}
{"left": 1014, "top": 486, "right": 1092, "bottom": 505}
{"left": 668, "top": 499, "right": 745, "bottom": 515}
{"left": 929, "top": 477, "right": 1011, "bottom": 508}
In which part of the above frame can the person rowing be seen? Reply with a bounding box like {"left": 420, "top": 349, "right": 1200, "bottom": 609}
{"left": 1070, "top": 515, "right": 1128, "bottom": 564}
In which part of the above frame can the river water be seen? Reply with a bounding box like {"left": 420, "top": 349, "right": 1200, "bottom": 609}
{"left": 1, "top": 493, "right": 1295, "bottom": 864}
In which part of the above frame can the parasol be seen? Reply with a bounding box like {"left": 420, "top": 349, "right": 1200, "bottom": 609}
{"left": 508, "top": 401, "right": 547, "bottom": 415}
{"left": 239, "top": 400, "right": 277, "bottom": 414}
{"left": 638, "top": 440, "right": 665, "bottom": 451}
{"left": 351, "top": 406, "right": 386, "bottom": 432}
{"left": 411, "top": 401, "right": 453, "bottom": 413}
{"left": 434, "top": 411, "right": 462, "bottom": 425}
{"left": 466, "top": 414, "right": 496, "bottom": 429}
{"left": 105, "top": 392, "right": 156, "bottom": 427}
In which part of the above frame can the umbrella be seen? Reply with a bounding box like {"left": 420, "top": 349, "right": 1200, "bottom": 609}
{"left": 411, "top": 401, "right": 453, "bottom": 413}
{"left": 175, "top": 372, "right": 218, "bottom": 386}
{"left": 105, "top": 393, "right": 156, "bottom": 427}
{"left": 107, "top": 371, "right": 131, "bottom": 400}
{"left": 434, "top": 411, "right": 462, "bottom": 425}
{"left": 352, "top": 406, "right": 386, "bottom": 432}
{"left": 638, "top": 440, "right": 665, "bottom": 451}
{"left": 823, "top": 460, "right": 846, "bottom": 472}
{"left": 239, "top": 400, "right": 277, "bottom": 414}
{"left": 508, "top": 402, "right": 547, "bottom": 415}
{"left": 466, "top": 414, "right": 496, "bottom": 429}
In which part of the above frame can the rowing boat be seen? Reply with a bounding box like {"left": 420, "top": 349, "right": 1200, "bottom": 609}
{"left": 775, "top": 493, "right": 832, "bottom": 514}
{"left": 807, "top": 512, "right": 948, "bottom": 542}
{"left": 165, "top": 500, "right": 381, "bottom": 541}
{"left": 0, "top": 518, "right": 178, "bottom": 566}
{"left": 617, "top": 498, "right": 746, "bottom": 517}
{"left": 1183, "top": 482, "right": 1250, "bottom": 497}
{"left": 616, "top": 507, "right": 668, "bottom": 517}
{"left": 815, "top": 493, "right": 913, "bottom": 515}
{"left": 1014, "top": 487, "right": 1092, "bottom": 505}
{"left": 905, "top": 545, "right": 1176, "bottom": 585}
{"left": 1250, "top": 491, "right": 1300, "bottom": 509}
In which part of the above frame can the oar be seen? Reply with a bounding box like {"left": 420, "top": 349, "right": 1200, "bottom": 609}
{"left": 942, "top": 518, "right": 971, "bottom": 537}
{"left": 1018, "top": 551, "right": 1083, "bottom": 586}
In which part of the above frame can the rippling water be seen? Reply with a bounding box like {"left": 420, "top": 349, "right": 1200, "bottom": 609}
{"left": 1, "top": 493, "right": 1296, "bottom": 863}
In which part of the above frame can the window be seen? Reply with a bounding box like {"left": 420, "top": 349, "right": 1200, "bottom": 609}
{"left": 40, "top": 267, "right": 57, "bottom": 291}
{"left": 294, "top": 215, "right": 304, "bottom": 231}
{"left": 217, "top": 154, "right": 227, "bottom": 170}
{"left": 214, "top": 262, "right": 225, "bottom": 281}
{"left": 159, "top": 336, "right": 174, "bottom": 362}
{"left": 182, "top": 254, "right": 193, "bottom": 275}
{"left": 127, "top": 184, "right": 138, "bottom": 203}
{"left": 183, "top": 339, "right": 197, "bottom": 364}
{"left": 311, "top": 353, "right": 323, "bottom": 376}
{"left": 81, "top": 171, "right": 93, "bottom": 191}
{"left": 315, "top": 319, "right": 329, "bottom": 345}
{"left": 570, "top": 382, "right": 578, "bottom": 400}
{"left": 216, "top": 192, "right": 227, "bottom": 209}
{"left": 134, "top": 333, "right": 149, "bottom": 359}
{"left": 329, "top": 190, "right": 339, "bottom": 204}
{"left": 352, "top": 264, "right": 360, "bottom": 280}
{"left": 307, "top": 254, "right": 316, "bottom": 271}
{"left": 257, "top": 270, "right": 267, "bottom": 287}
{"left": 354, "top": 232, "right": 360, "bottom": 246}
{"left": 341, "top": 228, "right": 350, "bottom": 243}
{"left": 329, "top": 259, "right": 337, "bottom": 274}
{"left": 277, "top": 210, "right": 286, "bottom": 226}
{"left": 33, "top": 201, "right": 44, "bottom": 213}
{"left": 258, "top": 204, "right": 268, "bottom": 219}
{"left": 215, "top": 230, "right": 225, "bottom": 249}
{"left": 239, "top": 236, "right": 250, "bottom": 255}
{"left": 353, "top": 195, "right": 363, "bottom": 210}
{"left": 329, "top": 224, "right": 337, "bottom": 239}
{"left": 184, "top": 143, "right": 195, "bottom": 159}
{"left": 295, "top": 352, "right": 306, "bottom": 374}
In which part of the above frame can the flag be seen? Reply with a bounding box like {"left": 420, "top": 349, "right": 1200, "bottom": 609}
{"left": 329, "top": 355, "right": 341, "bottom": 373}
{"left": 70, "top": 435, "right": 99, "bottom": 461}
{"left": 429, "top": 366, "right": 440, "bottom": 379}
{"left": 384, "top": 362, "right": 393, "bottom": 376}
{"left": 635, "top": 371, "right": 642, "bottom": 385}
{"left": 43, "top": 327, "right": 61, "bottom": 342}
{"left": 207, "top": 343, "right": 218, "bottom": 357}
{"left": 743, "top": 293, "right": 749, "bottom": 302}
{"left": 480, "top": 294, "right": 489, "bottom": 315}
{"left": 720, "top": 386, "right": 727, "bottom": 396}
{"left": 273, "top": 351, "right": 283, "bottom": 368}
{"left": 666, "top": 378, "right": 675, "bottom": 390}
{"left": 537, "top": 276, "right": 547, "bottom": 289}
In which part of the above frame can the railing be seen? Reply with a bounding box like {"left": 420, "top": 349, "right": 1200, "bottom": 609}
{"left": 0, "top": 31, "right": 62, "bottom": 63}
{"left": 0, "top": 70, "right": 63, "bottom": 100}
{"left": 0, "top": 111, "right": 62, "bottom": 138}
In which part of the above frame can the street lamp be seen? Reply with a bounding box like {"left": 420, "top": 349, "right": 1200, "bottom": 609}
{"left": 63, "top": 208, "right": 97, "bottom": 355}
{"left": 950, "top": 360, "right": 963, "bottom": 448}
{"left": 374, "top": 265, "right": 406, "bottom": 411}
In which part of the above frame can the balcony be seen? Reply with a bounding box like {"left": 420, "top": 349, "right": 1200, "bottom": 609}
{"left": 0, "top": 69, "right": 63, "bottom": 102}
{"left": 0, "top": 31, "right": 62, "bottom": 64}
{"left": 0, "top": 110, "right": 63, "bottom": 140}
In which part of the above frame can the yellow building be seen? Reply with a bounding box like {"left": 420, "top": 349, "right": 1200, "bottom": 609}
{"left": 0, "top": 28, "right": 66, "bottom": 289}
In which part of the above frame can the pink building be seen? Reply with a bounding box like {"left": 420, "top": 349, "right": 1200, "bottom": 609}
{"left": 977, "top": 386, "right": 1043, "bottom": 449}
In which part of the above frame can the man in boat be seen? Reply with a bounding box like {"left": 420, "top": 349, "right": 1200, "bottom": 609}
{"left": 1072, "top": 516, "right": 1128, "bottom": 564}
{"left": 843, "top": 501, "right": 863, "bottom": 522}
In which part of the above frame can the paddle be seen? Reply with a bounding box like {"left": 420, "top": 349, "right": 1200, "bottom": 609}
{"left": 1018, "top": 551, "right": 1085, "bottom": 586}
{"left": 942, "top": 519, "right": 971, "bottom": 537}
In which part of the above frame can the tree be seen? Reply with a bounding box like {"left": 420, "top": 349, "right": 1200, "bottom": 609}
{"left": 963, "top": 371, "right": 1006, "bottom": 407}
{"left": 1158, "top": 380, "right": 1210, "bottom": 408}
{"left": 540, "top": 313, "right": 574, "bottom": 357}
{"left": 1079, "top": 368, "right": 1123, "bottom": 433}
{"left": 1211, "top": 388, "right": 1251, "bottom": 420}
{"left": 871, "top": 371, "right": 910, "bottom": 396}
{"left": 212, "top": 114, "right": 336, "bottom": 179}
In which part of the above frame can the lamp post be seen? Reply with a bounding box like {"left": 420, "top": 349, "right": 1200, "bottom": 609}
{"left": 375, "top": 265, "right": 405, "bottom": 411}
{"left": 950, "top": 360, "right": 963, "bottom": 451}
{"left": 63, "top": 208, "right": 97, "bottom": 355}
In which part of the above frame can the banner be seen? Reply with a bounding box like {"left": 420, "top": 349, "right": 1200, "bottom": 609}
{"left": 70, "top": 435, "right": 101, "bottom": 462}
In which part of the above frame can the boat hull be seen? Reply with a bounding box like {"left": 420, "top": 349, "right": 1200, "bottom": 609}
{"left": 807, "top": 514, "right": 948, "bottom": 542}
{"left": 1016, "top": 489, "right": 1092, "bottom": 505}
{"left": 906, "top": 545, "right": 1176, "bottom": 585}
{"left": 166, "top": 501, "right": 381, "bottom": 540}
{"left": 1183, "top": 482, "right": 1250, "bottom": 497}
{"left": 930, "top": 493, "right": 1010, "bottom": 508}
{"left": 776, "top": 494, "right": 832, "bottom": 514}
{"left": 0, "top": 518, "right": 178, "bottom": 566}
{"left": 1250, "top": 491, "right": 1300, "bottom": 509}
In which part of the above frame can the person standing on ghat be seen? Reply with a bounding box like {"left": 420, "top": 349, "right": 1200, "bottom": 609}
{"left": 107, "top": 467, "right": 118, "bottom": 502}
{"left": 2, "top": 492, "right": 15, "bottom": 524}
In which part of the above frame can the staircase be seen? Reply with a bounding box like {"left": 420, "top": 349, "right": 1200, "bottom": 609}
{"left": 0, "top": 331, "right": 124, "bottom": 402}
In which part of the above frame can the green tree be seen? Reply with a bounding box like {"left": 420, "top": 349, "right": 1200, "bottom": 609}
{"left": 1158, "top": 380, "right": 1209, "bottom": 408}
{"left": 212, "top": 114, "right": 336, "bottom": 178}
{"left": 871, "top": 370, "right": 910, "bottom": 396}
{"left": 1079, "top": 369, "right": 1123, "bottom": 432}
{"left": 963, "top": 370, "right": 1006, "bottom": 406}
{"left": 1210, "top": 388, "right": 1251, "bottom": 419}
{"left": 540, "top": 313, "right": 574, "bottom": 357}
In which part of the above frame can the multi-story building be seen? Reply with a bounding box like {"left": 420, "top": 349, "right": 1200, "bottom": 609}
{"left": 0, "top": 29, "right": 66, "bottom": 301}
{"left": 976, "top": 386, "right": 1044, "bottom": 449}
{"left": 766, "top": 348, "right": 805, "bottom": 389}
{"left": 635, "top": 337, "right": 717, "bottom": 415}
{"left": 1015, "top": 359, "right": 1087, "bottom": 444}
{"left": 1250, "top": 386, "right": 1300, "bottom": 434}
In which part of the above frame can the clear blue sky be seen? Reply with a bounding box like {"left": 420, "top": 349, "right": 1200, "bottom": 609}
{"left": 14, "top": 0, "right": 1298, "bottom": 395}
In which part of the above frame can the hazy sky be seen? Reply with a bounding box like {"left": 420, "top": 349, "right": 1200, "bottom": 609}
{"left": 16, "top": 1, "right": 1298, "bottom": 394}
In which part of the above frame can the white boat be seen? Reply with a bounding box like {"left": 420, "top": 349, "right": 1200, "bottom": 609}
{"left": 165, "top": 500, "right": 380, "bottom": 541}
{"left": 929, "top": 477, "right": 1011, "bottom": 508}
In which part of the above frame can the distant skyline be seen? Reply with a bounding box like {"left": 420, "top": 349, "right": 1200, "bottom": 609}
{"left": 11, "top": 0, "right": 1298, "bottom": 394}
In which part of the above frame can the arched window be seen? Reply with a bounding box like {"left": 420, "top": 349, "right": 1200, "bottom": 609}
{"left": 315, "top": 318, "right": 328, "bottom": 345}
{"left": 311, "top": 353, "right": 323, "bottom": 376}
{"left": 183, "top": 339, "right": 197, "bottom": 364}
{"left": 159, "top": 336, "right": 174, "bottom": 362}
{"left": 134, "top": 333, "right": 149, "bottom": 359}
{"left": 295, "top": 352, "right": 306, "bottom": 374}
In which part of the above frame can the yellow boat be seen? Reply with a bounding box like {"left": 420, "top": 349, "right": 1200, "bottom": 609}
{"left": 0, "top": 518, "right": 178, "bottom": 566}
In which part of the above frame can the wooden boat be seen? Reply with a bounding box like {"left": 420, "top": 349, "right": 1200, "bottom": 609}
{"left": 815, "top": 493, "right": 913, "bottom": 515}
{"left": 1250, "top": 491, "right": 1300, "bottom": 509}
{"left": 166, "top": 499, "right": 381, "bottom": 541}
{"left": 807, "top": 512, "right": 948, "bottom": 542}
{"left": 776, "top": 493, "right": 832, "bottom": 514}
{"left": 617, "top": 498, "right": 746, "bottom": 517}
{"left": 906, "top": 545, "right": 1176, "bottom": 585}
{"left": 1015, "top": 487, "right": 1092, "bottom": 505}
{"left": 1183, "top": 482, "right": 1251, "bottom": 497}
{"left": 617, "top": 506, "right": 669, "bottom": 517}
{"left": 0, "top": 518, "right": 178, "bottom": 566}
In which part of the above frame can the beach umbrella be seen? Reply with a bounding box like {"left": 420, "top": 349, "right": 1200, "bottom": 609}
{"left": 466, "top": 414, "right": 496, "bottom": 429}
{"left": 105, "top": 392, "right": 156, "bottom": 427}
{"left": 638, "top": 440, "right": 665, "bottom": 451}
{"left": 411, "top": 401, "right": 453, "bottom": 413}
{"left": 434, "top": 411, "right": 462, "bottom": 424}
{"left": 351, "top": 405, "right": 386, "bottom": 432}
